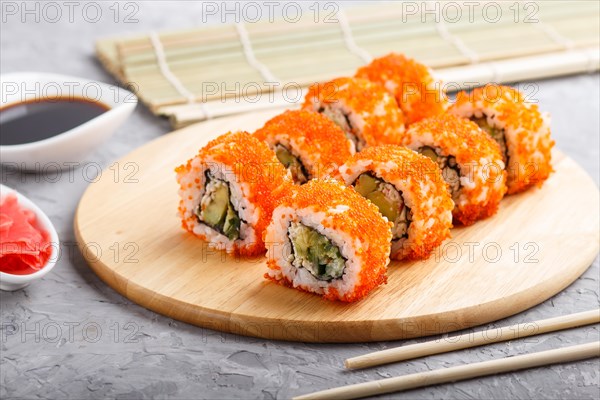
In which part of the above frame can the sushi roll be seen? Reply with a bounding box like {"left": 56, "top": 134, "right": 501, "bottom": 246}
{"left": 264, "top": 179, "right": 392, "bottom": 302}
{"left": 450, "top": 84, "right": 554, "bottom": 194}
{"left": 254, "top": 109, "right": 354, "bottom": 185}
{"left": 337, "top": 145, "right": 453, "bottom": 260}
{"left": 176, "top": 131, "right": 291, "bottom": 256}
{"left": 355, "top": 53, "right": 447, "bottom": 125}
{"left": 403, "top": 114, "right": 507, "bottom": 226}
{"left": 302, "top": 77, "right": 405, "bottom": 151}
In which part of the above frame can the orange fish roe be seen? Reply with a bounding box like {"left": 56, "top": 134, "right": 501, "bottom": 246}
{"left": 355, "top": 53, "right": 447, "bottom": 125}
{"left": 175, "top": 131, "right": 292, "bottom": 256}
{"left": 404, "top": 114, "right": 507, "bottom": 226}
{"left": 337, "top": 145, "right": 453, "bottom": 260}
{"left": 302, "top": 77, "right": 405, "bottom": 150}
{"left": 253, "top": 109, "right": 353, "bottom": 182}
{"left": 451, "top": 84, "right": 554, "bottom": 194}
{"left": 264, "top": 179, "right": 392, "bottom": 302}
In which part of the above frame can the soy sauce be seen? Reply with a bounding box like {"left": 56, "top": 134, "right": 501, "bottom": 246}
{"left": 0, "top": 97, "right": 110, "bottom": 146}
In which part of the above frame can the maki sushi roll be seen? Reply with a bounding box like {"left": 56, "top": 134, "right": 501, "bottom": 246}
{"left": 337, "top": 145, "right": 453, "bottom": 260}
{"left": 264, "top": 179, "right": 392, "bottom": 302}
{"left": 254, "top": 110, "right": 354, "bottom": 185}
{"left": 450, "top": 84, "right": 554, "bottom": 194}
{"left": 302, "top": 77, "right": 405, "bottom": 151}
{"left": 355, "top": 53, "right": 447, "bottom": 125}
{"left": 403, "top": 114, "right": 507, "bottom": 226}
{"left": 176, "top": 131, "right": 291, "bottom": 256}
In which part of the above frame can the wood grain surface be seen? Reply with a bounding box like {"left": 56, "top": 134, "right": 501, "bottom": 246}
{"left": 74, "top": 109, "right": 600, "bottom": 343}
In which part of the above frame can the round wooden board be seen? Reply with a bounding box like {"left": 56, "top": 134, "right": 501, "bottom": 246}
{"left": 75, "top": 109, "right": 600, "bottom": 343}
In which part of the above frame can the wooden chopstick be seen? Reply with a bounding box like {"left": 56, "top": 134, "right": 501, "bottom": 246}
{"left": 345, "top": 309, "right": 600, "bottom": 370}
{"left": 295, "top": 342, "right": 600, "bottom": 400}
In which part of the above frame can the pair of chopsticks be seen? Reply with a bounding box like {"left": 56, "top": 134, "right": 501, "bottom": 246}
{"left": 294, "top": 309, "right": 600, "bottom": 400}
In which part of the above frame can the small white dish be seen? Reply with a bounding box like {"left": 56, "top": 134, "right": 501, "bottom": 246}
{"left": 0, "top": 72, "right": 137, "bottom": 171}
{"left": 0, "top": 184, "right": 60, "bottom": 291}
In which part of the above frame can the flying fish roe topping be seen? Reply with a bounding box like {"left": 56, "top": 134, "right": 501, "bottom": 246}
{"left": 355, "top": 53, "right": 447, "bottom": 125}
{"left": 454, "top": 84, "right": 545, "bottom": 132}
{"left": 407, "top": 114, "right": 503, "bottom": 166}
{"left": 254, "top": 109, "right": 353, "bottom": 178}
{"left": 279, "top": 179, "right": 391, "bottom": 241}
{"left": 302, "top": 77, "right": 405, "bottom": 147}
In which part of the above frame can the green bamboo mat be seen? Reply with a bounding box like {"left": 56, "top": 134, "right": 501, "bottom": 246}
{"left": 96, "top": 1, "right": 600, "bottom": 127}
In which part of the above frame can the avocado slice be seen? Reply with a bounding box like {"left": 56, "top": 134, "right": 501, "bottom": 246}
{"left": 291, "top": 224, "right": 318, "bottom": 265}
{"left": 472, "top": 117, "right": 495, "bottom": 135}
{"left": 354, "top": 174, "right": 411, "bottom": 240}
{"left": 472, "top": 117, "right": 502, "bottom": 141}
{"left": 197, "top": 177, "right": 241, "bottom": 240}
{"left": 489, "top": 128, "right": 505, "bottom": 145}
{"left": 367, "top": 190, "right": 399, "bottom": 222}
{"left": 354, "top": 173, "right": 400, "bottom": 222}
{"left": 275, "top": 145, "right": 297, "bottom": 168}
{"left": 419, "top": 146, "right": 438, "bottom": 162}
{"left": 288, "top": 223, "right": 345, "bottom": 280}
{"left": 275, "top": 144, "right": 309, "bottom": 184}
{"left": 354, "top": 173, "right": 379, "bottom": 197}
{"left": 222, "top": 203, "right": 240, "bottom": 240}
{"left": 471, "top": 116, "right": 508, "bottom": 162}
{"left": 201, "top": 184, "right": 229, "bottom": 227}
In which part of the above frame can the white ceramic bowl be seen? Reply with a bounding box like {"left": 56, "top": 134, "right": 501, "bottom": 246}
{"left": 0, "top": 184, "right": 60, "bottom": 291}
{"left": 0, "top": 72, "right": 137, "bottom": 170}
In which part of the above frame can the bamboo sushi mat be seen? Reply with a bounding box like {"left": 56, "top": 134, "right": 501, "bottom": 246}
{"left": 96, "top": 1, "right": 600, "bottom": 128}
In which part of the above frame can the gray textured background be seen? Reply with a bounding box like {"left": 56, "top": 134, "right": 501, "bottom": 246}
{"left": 1, "top": 2, "right": 599, "bottom": 399}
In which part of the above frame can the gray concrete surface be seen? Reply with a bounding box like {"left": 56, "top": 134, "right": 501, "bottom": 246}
{"left": 1, "top": 2, "right": 599, "bottom": 399}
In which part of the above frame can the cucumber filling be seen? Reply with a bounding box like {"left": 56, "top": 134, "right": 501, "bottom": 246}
{"left": 287, "top": 222, "right": 346, "bottom": 281}
{"left": 275, "top": 144, "right": 309, "bottom": 185}
{"left": 195, "top": 172, "right": 241, "bottom": 240}
{"left": 418, "top": 146, "right": 461, "bottom": 200}
{"left": 471, "top": 116, "right": 509, "bottom": 163}
{"left": 317, "top": 105, "right": 366, "bottom": 151}
{"left": 353, "top": 173, "right": 412, "bottom": 240}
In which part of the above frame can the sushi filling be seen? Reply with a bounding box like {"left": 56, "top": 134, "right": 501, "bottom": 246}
{"left": 317, "top": 105, "right": 366, "bottom": 151}
{"left": 353, "top": 173, "right": 412, "bottom": 240}
{"left": 471, "top": 116, "right": 509, "bottom": 163}
{"left": 195, "top": 171, "right": 241, "bottom": 240}
{"left": 274, "top": 144, "right": 309, "bottom": 184}
{"left": 418, "top": 146, "right": 462, "bottom": 200}
{"left": 287, "top": 222, "right": 346, "bottom": 281}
